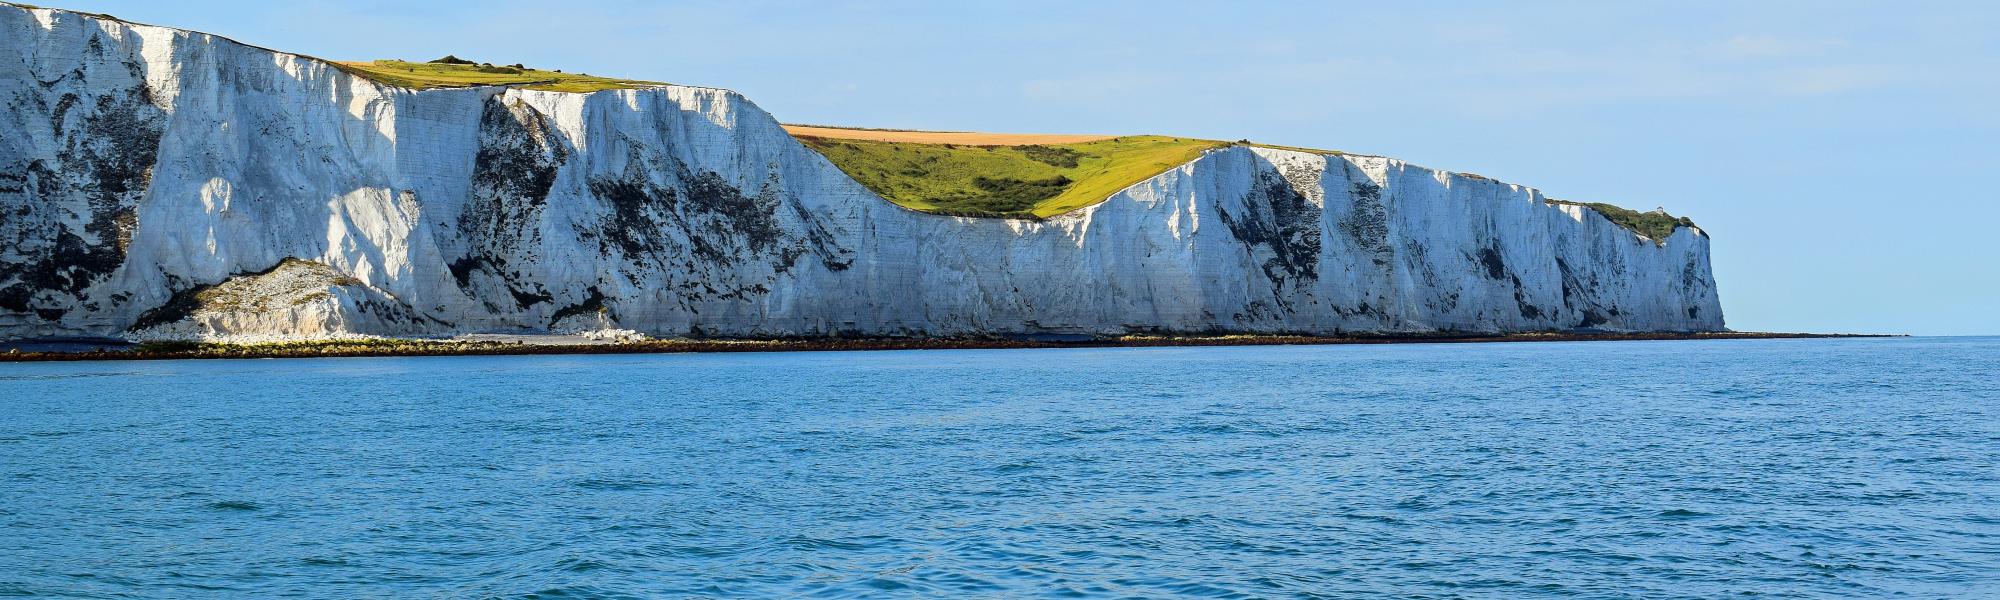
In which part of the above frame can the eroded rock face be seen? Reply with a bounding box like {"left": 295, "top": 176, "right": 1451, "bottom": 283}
{"left": 127, "top": 258, "right": 434, "bottom": 342}
{"left": 0, "top": 10, "right": 164, "bottom": 326}
{"left": 0, "top": 5, "right": 1724, "bottom": 340}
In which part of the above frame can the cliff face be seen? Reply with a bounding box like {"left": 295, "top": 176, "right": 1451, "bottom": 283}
{"left": 0, "top": 6, "right": 1723, "bottom": 340}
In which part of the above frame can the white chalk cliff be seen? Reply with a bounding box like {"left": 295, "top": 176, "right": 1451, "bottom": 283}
{"left": 0, "top": 5, "right": 1724, "bottom": 341}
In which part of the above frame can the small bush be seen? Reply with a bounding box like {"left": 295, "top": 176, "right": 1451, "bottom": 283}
{"left": 428, "top": 55, "right": 475, "bottom": 65}
{"left": 935, "top": 176, "right": 1074, "bottom": 214}
{"left": 1015, "top": 145, "right": 1084, "bottom": 168}
{"left": 1548, "top": 199, "right": 1695, "bottom": 242}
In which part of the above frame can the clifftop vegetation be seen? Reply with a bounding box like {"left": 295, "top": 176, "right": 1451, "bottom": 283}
{"left": 794, "top": 134, "right": 1228, "bottom": 218}
{"left": 331, "top": 59, "right": 661, "bottom": 93}
{"left": 1547, "top": 199, "right": 1697, "bottom": 242}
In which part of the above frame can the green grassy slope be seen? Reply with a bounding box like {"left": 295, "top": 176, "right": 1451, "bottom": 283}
{"left": 331, "top": 59, "right": 660, "bottom": 93}
{"left": 1547, "top": 199, "right": 1697, "bottom": 242}
{"left": 795, "top": 135, "right": 1229, "bottom": 218}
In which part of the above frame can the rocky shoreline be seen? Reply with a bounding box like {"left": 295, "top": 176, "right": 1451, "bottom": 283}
{"left": 0, "top": 332, "right": 1889, "bottom": 363}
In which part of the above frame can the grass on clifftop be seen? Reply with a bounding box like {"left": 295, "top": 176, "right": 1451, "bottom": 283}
{"left": 1234, "top": 140, "right": 1346, "bottom": 156}
{"left": 795, "top": 135, "right": 1229, "bottom": 218}
{"left": 331, "top": 59, "right": 660, "bottom": 93}
{"left": 1547, "top": 199, "right": 1697, "bottom": 242}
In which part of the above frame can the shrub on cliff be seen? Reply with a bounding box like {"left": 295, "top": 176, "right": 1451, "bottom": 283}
{"left": 1016, "top": 145, "right": 1083, "bottom": 168}
{"left": 1548, "top": 199, "right": 1697, "bottom": 242}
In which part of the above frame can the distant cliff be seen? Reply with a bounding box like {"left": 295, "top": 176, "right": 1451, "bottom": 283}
{"left": 0, "top": 4, "right": 1723, "bottom": 341}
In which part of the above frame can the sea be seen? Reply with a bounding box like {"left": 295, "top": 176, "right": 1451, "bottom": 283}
{"left": 2, "top": 336, "right": 1996, "bottom": 598}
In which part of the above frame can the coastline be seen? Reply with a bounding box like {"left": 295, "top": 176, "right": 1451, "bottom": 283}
{"left": 0, "top": 331, "right": 1893, "bottom": 363}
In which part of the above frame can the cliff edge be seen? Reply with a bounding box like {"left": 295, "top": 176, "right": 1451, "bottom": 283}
{"left": 0, "top": 4, "right": 1723, "bottom": 341}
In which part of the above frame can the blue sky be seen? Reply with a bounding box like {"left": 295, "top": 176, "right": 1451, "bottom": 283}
{"left": 57, "top": 0, "right": 2000, "bottom": 335}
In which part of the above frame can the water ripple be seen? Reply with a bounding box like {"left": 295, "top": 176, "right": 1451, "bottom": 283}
{"left": 0, "top": 336, "right": 1995, "bottom": 596}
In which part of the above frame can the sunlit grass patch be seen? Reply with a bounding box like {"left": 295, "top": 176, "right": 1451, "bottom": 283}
{"left": 331, "top": 59, "right": 661, "bottom": 93}
{"left": 795, "top": 134, "right": 1228, "bottom": 218}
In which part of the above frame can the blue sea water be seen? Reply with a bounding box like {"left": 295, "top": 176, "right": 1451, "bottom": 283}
{"left": 1, "top": 337, "right": 1996, "bottom": 598}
